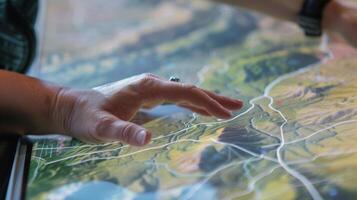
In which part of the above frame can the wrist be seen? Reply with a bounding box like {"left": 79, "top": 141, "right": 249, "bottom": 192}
{"left": 48, "top": 87, "right": 108, "bottom": 137}
{"left": 48, "top": 87, "right": 79, "bottom": 135}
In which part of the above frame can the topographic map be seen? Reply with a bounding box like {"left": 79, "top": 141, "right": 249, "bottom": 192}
{"left": 26, "top": 0, "right": 357, "bottom": 200}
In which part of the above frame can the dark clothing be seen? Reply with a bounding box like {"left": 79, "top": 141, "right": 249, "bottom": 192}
{"left": 0, "top": 0, "right": 38, "bottom": 73}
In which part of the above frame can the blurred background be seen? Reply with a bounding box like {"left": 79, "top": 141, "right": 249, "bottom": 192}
{"left": 29, "top": 0, "right": 306, "bottom": 89}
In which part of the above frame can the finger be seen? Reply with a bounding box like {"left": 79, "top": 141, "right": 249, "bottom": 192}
{"left": 201, "top": 89, "right": 243, "bottom": 110}
{"left": 178, "top": 103, "right": 212, "bottom": 116}
{"left": 92, "top": 113, "right": 151, "bottom": 146}
{"left": 153, "top": 81, "right": 233, "bottom": 119}
{"left": 141, "top": 99, "right": 164, "bottom": 109}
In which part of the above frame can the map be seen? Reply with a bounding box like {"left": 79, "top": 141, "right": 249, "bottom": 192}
{"left": 26, "top": 0, "right": 357, "bottom": 200}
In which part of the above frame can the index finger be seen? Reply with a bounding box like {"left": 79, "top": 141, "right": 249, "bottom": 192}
{"left": 151, "top": 81, "right": 233, "bottom": 119}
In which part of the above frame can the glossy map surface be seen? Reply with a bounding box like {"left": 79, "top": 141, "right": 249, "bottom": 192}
{"left": 26, "top": 0, "right": 357, "bottom": 199}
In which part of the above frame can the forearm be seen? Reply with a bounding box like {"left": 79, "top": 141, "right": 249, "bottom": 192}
{"left": 0, "top": 70, "right": 66, "bottom": 135}
{"left": 213, "top": 0, "right": 343, "bottom": 33}
{"left": 212, "top": 0, "right": 304, "bottom": 22}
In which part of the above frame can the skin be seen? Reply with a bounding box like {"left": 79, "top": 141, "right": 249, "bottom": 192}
{"left": 214, "top": 0, "right": 357, "bottom": 48}
{"left": 322, "top": 0, "right": 357, "bottom": 47}
{"left": 1, "top": 0, "right": 356, "bottom": 146}
{"left": 0, "top": 71, "right": 243, "bottom": 146}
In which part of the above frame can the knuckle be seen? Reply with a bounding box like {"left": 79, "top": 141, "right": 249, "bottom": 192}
{"left": 93, "top": 116, "right": 115, "bottom": 138}
{"left": 138, "top": 74, "right": 157, "bottom": 86}
{"left": 183, "top": 84, "right": 198, "bottom": 91}
{"left": 119, "top": 124, "right": 135, "bottom": 143}
{"left": 140, "top": 73, "right": 158, "bottom": 82}
{"left": 143, "top": 73, "right": 157, "bottom": 78}
{"left": 134, "top": 74, "right": 161, "bottom": 98}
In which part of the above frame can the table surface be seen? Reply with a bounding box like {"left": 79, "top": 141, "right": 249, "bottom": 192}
{"left": 21, "top": 1, "right": 357, "bottom": 200}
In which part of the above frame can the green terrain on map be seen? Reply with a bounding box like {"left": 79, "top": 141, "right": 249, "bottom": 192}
{"left": 26, "top": 0, "right": 357, "bottom": 200}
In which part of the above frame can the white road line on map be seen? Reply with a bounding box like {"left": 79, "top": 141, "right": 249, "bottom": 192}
{"left": 258, "top": 52, "right": 334, "bottom": 200}
{"left": 44, "top": 144, "right": 127, "bottom": 165}
{"left": 44, "top": 143, "right": 47, "bottom": 157}
{"left": 43, "top": 96, "right": 263, "bottom": 166}
{"left": 225, "top": 164, "right": 281, "bottom": 200}
{"left": 229, "top": 145, "right": 245, "bottom": 158}
{"left": 44, "top": 121, "right": 204, "bottom": 165}
{"left": 30, "top": 156, "right": 46, "bottom": 183}
{"left": 44, "top": 122, "right": 209, "bottom": 165}
{"left": 41, "top": 125, "right": 194, "bottom": 164}
{"left": 182, "top": 158, "right": 261, "bottom": 200}
{"left": 145, "top": 161, "right": 204, "bottom": 178}
{"left": 35, "top": 46, "right": 335, "bottom": 200}
{"left": 30, "top": 160, "right": 40, "bottom": 183}
{"left": 195, "top": 96, "right": 266, "bottom": 127}
{"left": 33, "top": 142, "right": 120, "bottom": 150}
{"left": 211, "top": 139, "right": 279, "bottom": 163}
{"left": 65, "top": 139, "right": 207, "bottom": 166}
{"left": 39, "top": 65, "right": 319, "bottom": 196}
{"left": 243, "top": 159, "right": 253, "bottom": 179}
{"left": 286, "top": 119, "right": 357, "bottom": 145}
{"left": 37, "top": 114, "right": 200, "bottom": 151}
{"left": 261, "top": 179, "right": 327, "bottom": 200}
{"left": 251, "top": 118, "right": 280, "bottom": 141}
{"left": 262, "top": 119, "right": 357, "bottom": 149}
{"left": 267, "top": 96, "right": 323, "bottom": 200}
{"left": 49, "top": 143, "right": 53, "bottom": 158}
{"left": 39, "top": 141, "right": 45, "bottom": 158}
{"left": 32, "top": 156, "right": 46, "bottom": 161}
{"left": 287, "top": 149, "right": 357, "bottom": 165}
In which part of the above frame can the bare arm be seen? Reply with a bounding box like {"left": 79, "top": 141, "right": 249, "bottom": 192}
{"left": 0, "top": 70, "right": 62, "bottom": 135}
{"left": 213, "top": 0, "right": 357, "bottom": 47}
{"left": 212, "top": 0, "right": 304, "bottom": 22}
{"left": 0, "top": 70, "right": 243, "bottom": 145}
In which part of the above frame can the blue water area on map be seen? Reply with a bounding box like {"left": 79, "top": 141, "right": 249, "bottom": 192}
{"left": 144, "top": 104, "right": 191, "bottom": 117}
{"left": 63, "top": 180, "right": 217, "bottom": 200}
{"left": 66, "top": 181, "right": 133, "bottom": 200}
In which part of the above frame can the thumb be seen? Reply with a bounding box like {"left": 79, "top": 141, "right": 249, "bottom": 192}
{"left": 92, "top": 113, "right": 151, "bottom": 146}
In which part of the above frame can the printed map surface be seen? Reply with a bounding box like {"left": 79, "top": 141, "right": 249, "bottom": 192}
{"left": 26, "top": 0, "right": 357, "bottom": 199}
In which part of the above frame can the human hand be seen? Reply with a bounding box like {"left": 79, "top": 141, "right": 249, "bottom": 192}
{"left": 50, "top": 74, "right": 243, "bottom": 146}
{"left": 324, "top": 0, "right": 357, "bottom": 48}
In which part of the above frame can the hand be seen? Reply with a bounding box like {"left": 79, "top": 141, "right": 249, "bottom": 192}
{"left": 51, "top": 74, "right": 243, "bottom": 146}
{"left": 324, "top": 0, "right": 357, "bottom": 48}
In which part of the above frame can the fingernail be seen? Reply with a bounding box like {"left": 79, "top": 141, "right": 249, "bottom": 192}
{"left": 236, "top": 100, "right": 243, "bottom": 107}
{"left": 136, "top": 130, "right": 148, "bottom": 145}
{"left": 235, "top": 99, "right": 243, "bottom": 104}
{"left": 222, "top": 110, "right": 232, "bottom": 119}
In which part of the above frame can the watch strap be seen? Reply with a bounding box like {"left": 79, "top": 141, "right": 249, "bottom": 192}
{"left": 298, "top": 0, "right": 332, "bottom": 37}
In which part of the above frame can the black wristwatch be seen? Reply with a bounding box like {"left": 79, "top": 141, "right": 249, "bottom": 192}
{"left": 298, "top": 0, "right": 332, "bottom": 37}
